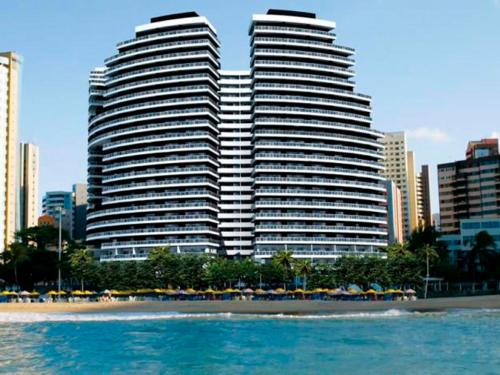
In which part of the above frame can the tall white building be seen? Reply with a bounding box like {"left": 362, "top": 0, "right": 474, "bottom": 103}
{"left": 19, "top": 143, "right": 39, "bottom": 230}
{"left": 86, "top": 11, "right": 387, "bottom": 261}
{"left": 0, "top": 52, "right": 22, "bottom": 251}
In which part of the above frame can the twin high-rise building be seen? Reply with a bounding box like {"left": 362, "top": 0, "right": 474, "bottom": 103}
{"left": 19, "top": 143, "right": 40, "bottom": 230}
{"left": 86, "top": 10, "right": 388, "bottom": 261}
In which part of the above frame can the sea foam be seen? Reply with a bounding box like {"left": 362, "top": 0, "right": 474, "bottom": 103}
{"left": 0, "top": 309, "right": 427, "bottom": 323}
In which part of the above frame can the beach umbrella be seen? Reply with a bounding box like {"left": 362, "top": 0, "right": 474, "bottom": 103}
{"left": 293, "top": 289, "right": 305, "bottom": 294}
{"left": 255, "top": 288, "right": 266, "bottom": 294}
{"left": 31, "top": 291, "right": 40, "bottom": 297}
{"left": 58, "top": 291, "right": 67, "bottom": 296}
{"left": 2, "top": 290, "right": 17, "bottom": 296}
{"left": 347, "top": 284, "right": 362, "bottom": 293}
{"left": 275, "top": 288, "right": 286, "bottom": 294}
{"left": 72, "top": 290, "right": 84, "bottom": 296}
{"left": 185, "top": 288, "right": 197, "bottom": 294}
{"left": 405, "top": 289, "right": 417, "bottom": 294}
{"left": 347, "top": 288, "right": 360, "bottom": 294}
{"left": 242, "top": 288, "right": 254, "bottom": 294}
{"left": 327, "top": 289, "right": 341, "bottom": 295}
{"left": 166, "top": 289, "right": 178, "bottom": 295}
{"left": 204, "top": 288, "right": 215, "bottom": 294}
{"left": 365, "top": 289, "right": 377, "bottom": 294}
{"left": 103, "top": 289, "right": 111, "bottom": 295}
{"left": 370, "top": 283, "right": 383, "bottom": 292}
{"left": 48, "top": 291, "right": 58, "bottom": 296}
{"left": 20, "top": 291, "right": 31, "bottom": 296}
{"left": 83, "top": 290, "right": 94, "bottom": 296}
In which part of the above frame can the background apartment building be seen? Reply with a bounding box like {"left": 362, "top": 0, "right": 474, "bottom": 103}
{"left": 0, "top": 52, "right": 22, "bottom": 251}
{"left": 438, "top": 138, "right": 499, "bottom": 234}
{"left": 19, "top": 143, "right": 39, "bottom": 230}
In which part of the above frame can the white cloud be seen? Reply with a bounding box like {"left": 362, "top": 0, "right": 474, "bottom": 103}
{"left": 406, "top": 127, "right": 450, "bottom": 143}
{"left": 490, "top": 131, "right": 499, "bottom": 139}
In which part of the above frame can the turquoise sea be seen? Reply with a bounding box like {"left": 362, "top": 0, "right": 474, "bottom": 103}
{"left": 0, "top": 309, "right": 499, "bottom": 374}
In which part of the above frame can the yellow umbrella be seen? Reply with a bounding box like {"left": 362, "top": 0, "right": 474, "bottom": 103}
{"left": 72, "top": 290, "right": 84, "bottom": 296}
{"left": 293, "top": 289, "right": 305, "bottom": 294}
{"left": 48, "top": 290, "right": 58, "bottom": 296}
{"left": 83, "top": 290, "right": 93, "bottom": 296}
{"left": 31, "top": 291, "right": 40, "bottom": 296}
{"left": 255, "top": 288, "right": 266, "bottom": 294}
{"left": 348, "top": 288, "right": 359, "bottom": 294}
{"left": 185, "top": 288, "right": 197, "bottom": 294}
{"left": 275, "top": 288, "right": 286, "bottom": 294}
{"left": 58, "top": 291, "right": 66, "bottom": 296}
{"left": 365, "top": 289, "right": 377, "bottom": 294}
{"left": 204, "top": 288, "right": 216, "bottom": 294}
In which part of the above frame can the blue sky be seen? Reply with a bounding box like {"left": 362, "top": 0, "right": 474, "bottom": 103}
{"left": 1, "top": 0, "right": 499, "bottom": 214}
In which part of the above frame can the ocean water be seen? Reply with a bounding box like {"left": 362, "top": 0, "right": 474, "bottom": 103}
{"left": 0, "top": 309, "right": 499, "bottom": 374}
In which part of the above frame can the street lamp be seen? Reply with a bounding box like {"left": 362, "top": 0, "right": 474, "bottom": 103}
{"left": 56, "top": 207, "right": 64, "bottom": 300}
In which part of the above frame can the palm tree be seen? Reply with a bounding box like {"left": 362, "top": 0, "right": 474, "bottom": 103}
{"left": 294, "top": 259, "right": 313, "bottom": 291}
{"left": 468, "top": 231, "right": 496, "bottom": 282}
{"left": 272, "top": 250, "right": 294, "bottom": 289}
{"left": 418, "top": 244, "right": 438, "bottom": 299}
{"left": 6, "top": 242, "right": 30, "bottom": 287}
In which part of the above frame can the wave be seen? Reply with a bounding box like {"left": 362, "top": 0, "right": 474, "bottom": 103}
{"left": 1, "top": 308, "right": 498, "bottom": 323}
{"left": 0, "top": 309, "right": 432, "bottom": 323}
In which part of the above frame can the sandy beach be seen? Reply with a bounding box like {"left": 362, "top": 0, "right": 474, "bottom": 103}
{"left": 0, "top": 295, "right": 498, "bottom": 315}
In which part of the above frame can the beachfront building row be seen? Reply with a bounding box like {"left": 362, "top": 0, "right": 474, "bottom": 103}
{"left": 86, "top": 10, "right": 388, "bottom": 262}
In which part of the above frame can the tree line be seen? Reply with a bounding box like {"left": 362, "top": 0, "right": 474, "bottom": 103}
{"left": 1, "top": 225, "right": 498, "bottom": 291}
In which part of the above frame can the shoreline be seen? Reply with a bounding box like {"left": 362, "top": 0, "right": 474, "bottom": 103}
{"left": 0, "top": 295, "right": 498, "bottom": 315}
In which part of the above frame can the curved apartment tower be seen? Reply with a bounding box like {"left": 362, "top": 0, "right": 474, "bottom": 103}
{"left": 87, "top": 10, "right": 387, "bottom": 261}
{"left": 87, "top": 12, "right": 221, "bottom": 260}
{"left": 250, "top": 10, "right": 387, "bottom": 259}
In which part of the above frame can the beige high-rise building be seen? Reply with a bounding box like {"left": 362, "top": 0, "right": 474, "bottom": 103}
{"left": 0, "top": 52, "right": 22, "bottom": 251}
{"left": 382, "top": 132, "right": 419, "bottom": 238}
{"left": 20, "top": 143, "right": 39, "bottom": 230}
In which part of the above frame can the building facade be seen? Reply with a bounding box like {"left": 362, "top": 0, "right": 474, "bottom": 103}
{"left": 72, "top": 183, "right": 88, "bottom": 241}
{"left": 382, "top": 132, "right": 418, "bottom": 238}
{"left": 385, "top": 180, "right": 404, "bottom": 244}
{"left": 42, "top": 191, "right": 73, "bottom": 237}
{"left": 87, "top": 10, "right": 388, "bottom": 261}
{"left": 438, "top": 138, "right": 499, "bottom": 234}
{"left": 0, "top": 52, "right": 22, "bottom": 251}
{"left": 86, "top": 12, "right": 221, "bottom": 260}
{"left": 218, "top": 71, "right": 253, "bottom": 256}
{"left": 418, "top": 164, "right": 432, "bottom": 227}
{"left": 19, "top": 143, "right": 39, "bottom": 230}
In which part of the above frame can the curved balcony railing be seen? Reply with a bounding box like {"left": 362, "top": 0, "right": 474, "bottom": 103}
{"left": 104, "top": 142, "right": 217, "bottom": 160}
{"left": 254, "top": 71, "right": 354, "bottom": 86}
{"left": 107, "top": 61, "right": 213, "bottom": 84}
{"left": 254, "top": 236, "right": 386, "bottom": 244}
{"left": 254, "top": 141, "right": 381, "bottom": 158}
{"left": 255, "top": 106, "right": 371, "bottom": 123}
{"left": 254, "top": 188, "right": 384, "bottom": 201}
{"left": 254, "top": 177, "right": 384, "bottom": 190}
{"left": 254, "top": 59, "right": 355, "bottom": 75}
{"left": 255, "top": 153, "right": 383, "bottom": 169}
{"left": 254, "top": 164, "right": 383, "bottom": 179}
{"left": 103, "top": 177, "right": 215, "bottom": 193}
{"left": 254, "top": 129, "right": 380, "bottom": 147}
{"left": 106, "top": 39, "right": 216, "bottom": 64}
{"left": 104, "top": 155, "right": 218, "bottom": 171}
{"left": 87, "top": 214, "right": 218, "bottom": 229}
{"left": 101, "top": 238, "right": 220, "bottom": 249}
{"left": 253, "top": 83, "right": 370, "bottom": 99}
{"left": 103, "top": 166, "right": 217, "bottom": 183}
{"left": 253, "top": 48, "right": 355, "bottom": 64}
{"left": 117, "top": 27, "right": 216, "bottom": 48}
{"left": 255, "top": 224, "right": 386, "bottom": 233}
{"left": 103, "top": 190, "right": 218, "bottom": 204}
{"left": 89, "top": 108, "right": 218, "bottom": 137}
{"left": 255, "top": 94, "right": 369, "bottom": 111}
{"left": 103, "top": 130, "right": 214, "bottom": 149}
{"left": 105, "top": 73, "right": 216, "bottom": 97}
{"left": 105, "top": 84, "right": 215, "bottom": 107}
{"left": 253, "top": 25, "right": 336, "bottom": 38}
{"left": 87, "top": 201, "right": 218, "bottom": 219}
{"left": 254, "top": 200, "right": 385, "bottom": 211}
{"left": 255, "top": 212, "right": 386, "bottom": 222}
{"left": 88, "top": 226, "right": 216, "bottom": 240}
